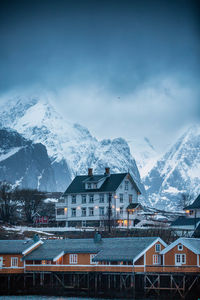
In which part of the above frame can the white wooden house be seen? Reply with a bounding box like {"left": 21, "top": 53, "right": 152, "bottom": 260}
{"left": 56, "top": 168, "right": 141, "bottom": 227}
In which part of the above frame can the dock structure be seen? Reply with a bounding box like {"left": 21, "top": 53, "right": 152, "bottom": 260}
{"left": 0, "top": 235, "right": 199, "bottom": 298}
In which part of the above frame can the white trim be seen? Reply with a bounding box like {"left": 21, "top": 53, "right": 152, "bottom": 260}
{"left": 197, "top": 254, "right": 199, "bottom": 267}
{"left": 22, "top": 240, "right": 43, "bottom": 255}
{"left": 53, "top": 251, "right": 64, "bottom": 262}
{"left": 161, "top": 238, "right": 200, "bottom": 255}
{"left": 25, "top": 264, "right": 133, "bottom": 267}
{"left": 11, "top": 257, "right": 18, "bottom": 268}
{"left": 69, "top": 254, "right": 78, "bottom": 264}
{"left": 175, "top": 253, "right": 186, "bottom": 266}
{"left": 133, "top": 237, "right": 167, "bottom": 263}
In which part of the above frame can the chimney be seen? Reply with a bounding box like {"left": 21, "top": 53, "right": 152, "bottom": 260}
{"left": 88, "top": 168, "right": 93, "bottom": 176}
{"left": 105, "top": 167, "right": 110, "bottom": 176}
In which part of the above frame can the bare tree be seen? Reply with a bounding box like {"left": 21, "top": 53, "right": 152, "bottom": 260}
{"left": 15, "top": 189, "right": 46, "bottom": 224}
{"left": 0, "top": 181, "right": 18, "bottom": 223}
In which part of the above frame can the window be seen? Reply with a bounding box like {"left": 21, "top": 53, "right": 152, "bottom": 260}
{"left": 0, "top": 257, "right": 3, "bottom": 268}
{"left": 71, "top": 195, "right": 76, "bottom": 204}
{"left": 120, "top": 207, "right": 123, "bottom": 215}
{"left": 82, "top": 194, "right": 86, "bottom": 204}
{"left": 42, "top": 260, "right": 46, "bottom": 265}
{"left": 99, "top": 207, "right": 104, "bottom": 216}
{"left": 93, "top": 183, "right": 97, "bottom": 189}
{"left": 90, "top": 254, "right": 96, "bottom": 264}
{"left": 120, "top": 194, "right": 123, "bottom": 203}
{"left": 69, "top": 254, "right": 78, "bottom": 264}
{"left": 178, "top": 244, "right": 183, "bottom": 251}
{"left": 99, "top": 194, "right": 104, "bottom": 203}
{"left": 189, "top": 210, "right": 193, "bottom": 215}
{"left": 125, "top": 181, "right": 129, "bottom": 190}
{"left": 82, "top": 207, "right": 86, "bottom": 217}
{"left": 56, "top": 208, "right": 64, "bottom": 215}
{"left": 82, "top": 220, "right": 86, "bottom": 227}
{"left": 155, "top": 244, "right": 161, "bottom": 252}
{"left": 87, "top": 183, "right": 91, "bottom": 189}
{"left": 11, "top": 257, "right": 18, "bottom": 268}
{"left": 153, "top": 255, "right": 161, "bottom": 265}
{"left": 129, "top": 194, "right": 133, "bottom": 203}
{"left": 89, "top": 207, "right": 94, "bottom": 216}
{"left": 71, "top": 208, "right": 76, "bottom": 217}
{"left": 89, "top": 194, "right": 94, "bottom": 203}
{"left": 175, "top": 254, "right": 186, "bottom": 265}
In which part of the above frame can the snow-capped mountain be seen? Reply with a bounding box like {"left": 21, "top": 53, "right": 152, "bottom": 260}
{"left": 143, "top": 125, "right": 200, "bottom": 210}
{"left": 0, "top": 128, "right": 56, "bottom": 191}
{"left": 129, "top": 137, "right": 158, "bottom": 177}
{"left": 0, "top": 96, "right": 143, "bottom": 193}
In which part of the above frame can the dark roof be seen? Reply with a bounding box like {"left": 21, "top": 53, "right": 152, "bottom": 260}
{"left": 93, "top": 237, "right": 157, "bottom": 262}
{"left": 63, "top": 173, "right": 140, "bottom": 194}
{"left": 171, "top": 216, "right": 200, "bottom": 227}
{"left": 0, "top": 240, "right": 35, "bottom": 254}
{"left": 127, "top": 203, "right": 141, "bottom": 210}
{"left": 193, "top": 223, "right": 200, "bottom": 238}
{"left": 23, "top": 237, "right": 158, "bottom": 262}
{"left": 23, "top": 239, "right": 101, "bottom": 260}
{"left": 83, "top": 175, "right": 105, "bottom": 183}
{"left": 184, "top": 195, "right": 200, "bottom": 210}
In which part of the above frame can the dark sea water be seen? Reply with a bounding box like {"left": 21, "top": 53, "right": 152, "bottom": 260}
{"left": 0, "top": 297, "right": 150, "bottom": 300}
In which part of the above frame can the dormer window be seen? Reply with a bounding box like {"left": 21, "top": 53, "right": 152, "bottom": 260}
{"left": 87, "top": 183, "right": 91, "bottom": 189}
{"left": 93, "top": 183, "right": 97, "bottom": 189}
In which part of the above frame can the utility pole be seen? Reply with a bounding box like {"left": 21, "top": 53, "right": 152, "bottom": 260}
{"left": 108, "top": 193, "right": 112, "bottom": 233}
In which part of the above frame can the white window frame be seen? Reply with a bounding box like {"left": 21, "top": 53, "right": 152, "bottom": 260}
{"left": 178, "top": 244, "right": 183, "bottom": 251}
{"left": 0, "top": 257, "right": 3, "bottom": 268}
{"left": 81, "top": 194, "right": 86, "bottom": 204}
{"left": 89, "top": 194, "right": 94, "bottom": 203}
{"left": 125, "top": 181, "right": 129, "bottom": 190}
{"left": 69, "top": 254, "right": 78, "bottom": 264}
{"left": 153, "top": 254, "right": 161, "bottom": 265}
{"left": 155, "top": 244, "right": 161, "bottom": 252}
{"left": 99, "top": 207, "right": 104, "bottom": 216}
{"left": 89, "top": 207, "right": 94, "bottom": 216}
{"left": 81, "top": 207, "right": 86, "bottom": 217}
{"left": 90, "top": 254, "right": 96, "bottom": 264}
{"left": 11, "top": 257, "right": 18, "bottom": 268}
{"left": 71, "top": 208, "right": 76, "bottom": 217}
{"left": 175, "top": 254, "right": 186, "bottom": 265}
{"left": 71, "top": 195, "right": 76, "bottom": 204}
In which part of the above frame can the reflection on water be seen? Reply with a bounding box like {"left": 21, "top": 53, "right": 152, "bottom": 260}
{"left": 0, "top": 297, "right": 130, "bottom": 300}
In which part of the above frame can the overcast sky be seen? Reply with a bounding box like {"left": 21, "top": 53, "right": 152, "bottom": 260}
{"left": 0, "top": 0, "right": 200, "bottom": 153}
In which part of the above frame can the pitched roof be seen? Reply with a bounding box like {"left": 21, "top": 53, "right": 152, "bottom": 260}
{"left": 23, "top": 237, "right": 162, "bottom": 262}
{"left": 127, "top": 203, "right": 141, "bottom": 210}
{"left": 93, "top": 237, "right": 159, "bottom": 262}
{"left": 63, "top": 173, "right": 141, "bottom": 194}
{"left": 161, "top": 238, "right": 200, "bottom": 255}
{"left": 184, "top": 194, "right": 200, "bottom": 210}
{"left": 171, "top": 216, "right": 200, "bottom": 227}
{"left": 0, "top": 240, "right": 36, "bottom": 254}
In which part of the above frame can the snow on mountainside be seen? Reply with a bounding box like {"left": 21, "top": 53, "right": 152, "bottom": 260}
{"left": 0, "top": 97, "right": 143, "bottom": 193}
{"left": 0, "top": 128, "right": 56, "bottom": 191}
{"left": 143, "top": 125, "right": 200, "bottom": 210}
{"left": 129, "top": 137, "right": 158, "bottom": 177}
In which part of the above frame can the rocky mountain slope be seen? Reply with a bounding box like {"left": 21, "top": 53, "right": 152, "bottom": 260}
{"left": 0, "top": 97, "right": 143, "bottom": 193}
{"left": 0, "top": 128, "right": 56, "bottom": 191}
{"left": 143, "top": 125, "right": 200, "bottom": 210}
